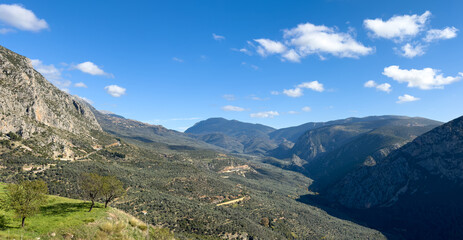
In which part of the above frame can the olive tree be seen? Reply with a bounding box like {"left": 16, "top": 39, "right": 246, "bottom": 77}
{"left": 79, "top": 173, "right": 103, "bottom": 212}
{"left": 3, "top": 180, "right": 48, "bottom": 227}
{"left": 101, "top": 175, "right": 125, "bottom": 208}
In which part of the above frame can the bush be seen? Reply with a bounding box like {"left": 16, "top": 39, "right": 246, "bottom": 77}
{"left": 6, "top": 132, "right": 21, "bottom": 141}
{"left": 138, "top": 224, "right": 148, "bottom": 231}
{"left": 150, "top": 227, "right": 176, "bottom": 240}
{"left": 129, "top": 217, "right": 140, "bottom": 227}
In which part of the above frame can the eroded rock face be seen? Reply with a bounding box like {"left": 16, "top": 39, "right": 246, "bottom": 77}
{"left": 331, "top": 115, "right": 463, "bottom": 209}
{"left": 0, "top": 45, "right": 102, "bottom": 157}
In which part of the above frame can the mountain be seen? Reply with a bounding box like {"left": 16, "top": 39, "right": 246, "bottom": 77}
{"left": 0, "top": 45, "right": 386, "bottom": 239}
{"left": 325, "top": 115, "right": 463, "bottom": 239}
{"left": 185, "top": 117, "right": 277, "bottom": 154}
{"left": 91, "top": 108, "right": 223, "bottom": 151}
{"left": 0, "top": 45, "right": 109, "bottom": 159}
{"left": 293, "top": 117, "right": 441, "bottom": 191}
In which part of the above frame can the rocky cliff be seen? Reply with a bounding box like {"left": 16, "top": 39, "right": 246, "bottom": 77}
{"left": 0, "top": 45, "right": 103, "bottom": 158}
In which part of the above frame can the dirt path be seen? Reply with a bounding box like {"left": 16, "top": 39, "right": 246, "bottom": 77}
{"left": 216, "top": 197, "right": 247, "bottom": 206}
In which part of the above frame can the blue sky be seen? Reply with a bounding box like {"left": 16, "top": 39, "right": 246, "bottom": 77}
{"left": 1, "top": 0, "right": 462, "bottom": 131}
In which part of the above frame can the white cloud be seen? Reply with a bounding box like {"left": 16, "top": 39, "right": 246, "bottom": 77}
{"left": 0, "top": 28, "right": 14, "bottom": 34}
{"left": 283, "top": 87, "right": 303, "bottom": 97}
{"left": 0, "top": 4, "right": 48, "bottom": 32}
{"left": 104, "top": 85, "right": 126, "bottom": 97}
{"left": 222, "top": 105, "right": 245, "bottom": 112}
{"left": 302, "top": 106, "right": 312, "bottom": 112}
{"left": 172, "top": 57, "right": 184, "bottom": 63}
{"left": 75, "top": 61, "right": 110, "bottom": 76}
{"left": 223, "top": 94, "right": 236, "bottom": 101}
{"left": 298, "top": 81, "right": 324, "bottom": 92}
{"left": 31, "top": 59, "right": 71, "bottom": 90}
{"left": 74, "top": 82, "right": 87, "bottom": 88}
{"left": 364, "top": 80, "right": 377, "bottom": 88}
{"left": 31, "top": 59, "right": 61, "bottom": 80}
{"left": 283, "top": 22, "right": 373, "bottom": 58}
{"left": 424, "top": 27, "right": 458, "bottom": 42}
{"left": 364, "top": 80, "right": 392, "bottom": 93}
{"left": 250, "top": 111, "right": 279, "bottom": 118}
{"left": 282, "top": 49, "right": 301, "bottom": 62}
{"left": 364, "top": 11, "right": 431, "bottom": 40}
{"left": 254, "top": 39, "right": 287, "bottom": 56}
{"left": 288, "top": 111, "right": 299, "bottom": 114}
{"left": 282, "top": 81, "right": 324, "bottom": 97}
{"left": 270, "top": 91, "right": 280, "bottom": 95}
{"left": 397, "top": 94, "right": 420, "bottom": 103}
{"left": 399, "top": 43, "right": 425, "bottom": 58}
{"left": 376, "top": 83, "right": 392, "bottom": 93}
{"left": 383, "top": 65, "right": 462, "bottom": 90}
{"left": 212, "top": 33, "right": 225, "bottom": 41}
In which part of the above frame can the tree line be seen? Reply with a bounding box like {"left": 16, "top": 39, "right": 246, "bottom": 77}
{"left": 0, "top": 173, "right": 125, "bottom": 228}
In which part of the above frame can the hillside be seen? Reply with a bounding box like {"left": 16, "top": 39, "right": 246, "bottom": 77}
{"left": 0, "top": 45, "right": 386, "bottom": 239}
{"left": 186, "top": 118, "right": 277, "bottom": 154}
{"left": 324, "top": 115, "right": 463, "bottom": 239}
{"left": 0, "top": 45, "right": 115, "bottom": 160}
{"left": 0, "top": 183, "right": 169, "bottom": 240}
{"left": 91, "top": 106, "right": 224, "bottom": 152}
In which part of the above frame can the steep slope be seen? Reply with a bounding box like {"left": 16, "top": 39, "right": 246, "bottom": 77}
{"left": 186, "top": 117, "right": 277, "bottom": 154}
{"left": 324, "top": 115, "right": 463, "bottom": 239}
{"left": 91, "top": 108, "right": 223, "bottom": 151}
{"left": 304, "top": 119, "right": 440, "bottom": 191}
{"left": 0, "top": 45, "right": 109, "bottom": 159}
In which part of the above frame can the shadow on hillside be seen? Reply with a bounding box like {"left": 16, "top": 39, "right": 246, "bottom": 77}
{"left": 41, "top": 202, "right": 99, "bottom": 216}
{"left": 296, "top": 194, "right": 401, "bottom": 240}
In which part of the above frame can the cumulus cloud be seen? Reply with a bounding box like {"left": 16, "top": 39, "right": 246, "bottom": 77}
{"left": 75, "top": 61, "right": 110, "bottom": 76}
{"left": 283, "top": 81, "right": 324, "bottom": 97}
{"left": 424, "top": 27, "right": 458, "bottom": 42}
{"left": 364, "top": 80, "right": 392, "bottom": 93}
{"left": 399, "top": 43, "right": 425, "bottom": 58}
{"left": 250, "top": 111, "right": 279, "bottom": 118}
{"left": 302, "top": 106, "right": 312, "bottom": 112}
{"left": 222, "top": 105, "right": 245, "bottom": 112}
{"left": 283, "top": 23, "right": 373, "bottom": 59}
{"left": 74, "top": 82, "right": 87, "bottom": 88}
{"left": 397, "top": 94, "right": 420, "bottom": 103}
{"left": 283, "top": 87, "right": 303, "bottom": 97}
{"left": 0, "top": 4, "right": 48, "bottom": 32}
{"left": 383, "top": 65, "right": 462, "bottom": 90}
{"left": 254, "top": 39, "right": 287, "bottom": 56}
{"left": 252, "top": 22, "right": 372, "bottom": 62}
{"left": 364, "top": 11, "right": 431, "bottom": 40}
{"left": 104, "top": 85, "right": 126, "bottom": 97}
{"left": 212, "top": 33, "right": 225, "bottom": 41}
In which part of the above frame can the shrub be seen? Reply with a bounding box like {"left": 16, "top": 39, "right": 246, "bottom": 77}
{"left": 150, "top": 227, "right": 176, "bottom": 240}
{"left": 129, "top": 217, "right": 140, "bottom": 227}
{"left": 138, "top": 224, "right": 148, "bottom": 231}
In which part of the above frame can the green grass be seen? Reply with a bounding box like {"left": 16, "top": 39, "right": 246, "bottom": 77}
{"left": 0, "top": 183, "right": 108, "bottom": 239}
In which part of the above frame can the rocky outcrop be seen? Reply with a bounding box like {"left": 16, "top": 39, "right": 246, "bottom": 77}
{"left": 0, "top": 45, "right": 103, "bottom": 158}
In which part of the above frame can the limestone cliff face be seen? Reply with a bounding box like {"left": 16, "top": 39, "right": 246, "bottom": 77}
{"left": 0, "top": 45, "right": 102, "bottom": 158}
{"left": 331, "top": 115, "right": 463, "bottom": 209}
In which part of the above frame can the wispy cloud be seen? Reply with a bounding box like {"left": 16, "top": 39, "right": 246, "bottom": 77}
{"left": 212, "top": 33, "right": 225, "bottom": 41}
{"left": 223, "top": 94, "right": 236, "bottom": 101}
{"left": 397, "top": 94, "right": 420, "bottom": 103}
{"left": 222, "top": 105, "right": 245, "bottom": 112}
{"left": 31, "top": 59, "right": 71, "bottom": 90}
{"left": 74, "top": 82, "right": 87, "bottom": 88}
{"left": 172, "top": 57, "right": 184, "bottom": 63}
{"left": 250, "top": 111, "right": 279, "bottom": 118}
